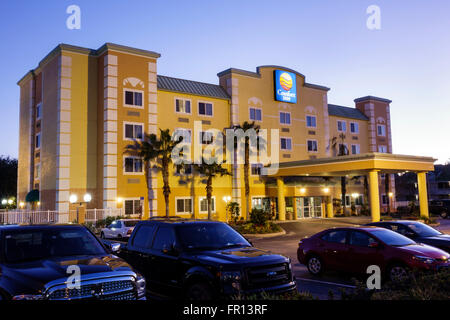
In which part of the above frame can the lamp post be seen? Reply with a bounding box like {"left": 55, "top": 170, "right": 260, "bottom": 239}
{"left": 69, "top": 193, "right": 92, "bottom": 223}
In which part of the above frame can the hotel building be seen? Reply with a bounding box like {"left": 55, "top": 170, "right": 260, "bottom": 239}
{"left": 17, "top": 43, "right": 435, "bottom": 222}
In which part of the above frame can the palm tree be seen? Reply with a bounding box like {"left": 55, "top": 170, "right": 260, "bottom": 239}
{"left": 230, "top": 121, "right": 261, "bottom": 219}
{"left": 328, "top": 133, "right": 349, "bottom": 215}
{"left": 125, "top": 129, "right": 181, "bottom": 218}
{"left": 193, "top": 159, "right": 231, "bottom": 220}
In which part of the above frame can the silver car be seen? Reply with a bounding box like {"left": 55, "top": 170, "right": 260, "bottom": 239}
{"left": 100, "top": 219, "right": 140, "bottom": 239}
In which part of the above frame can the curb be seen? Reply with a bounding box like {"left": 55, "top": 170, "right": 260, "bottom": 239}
{"left": 242, "top": 228, "right": 286, "bottom": 238}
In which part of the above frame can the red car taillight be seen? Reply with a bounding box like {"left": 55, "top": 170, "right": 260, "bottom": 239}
{"left": 127, "top": 229, "right": 133, "bottom": 235}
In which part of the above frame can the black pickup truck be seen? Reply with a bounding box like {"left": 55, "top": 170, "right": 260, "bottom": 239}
{"left": 107, "top": 218, "right": 297, "bottom": 300}
{"left": 0, "top": 224, "right": 146, "bottom": 300}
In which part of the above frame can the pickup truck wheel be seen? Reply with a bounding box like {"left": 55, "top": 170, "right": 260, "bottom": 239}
{"left": 440, "top": 211, "right": 448, "bottom": 219}
{"left": 307, "top": 255, "right": 323, "bottom": 276}
{"left": 186, "top": 282, "right": 213, "bottom": 301}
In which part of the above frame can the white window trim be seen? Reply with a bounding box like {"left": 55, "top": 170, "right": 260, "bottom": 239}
{"left": 36, "top": 132, "right": 41, "bottom": 150}
{"left": 351, "top": 144, "right": 361, "bottom": 154}
{"left": 249, "top": 107, "right": 263, "bottom": 122}
{"left": 36, "top": 102, "right": 42, "bottom": 120}
{"left": 199, "top": 196, "right": 216, "bottom": 214}
{"left": 198, "top": 100, "right": 214, "bottom": 117}
{"left": 307, "top": 139, "right": 318, "bottom": 153}
{"left": 279, "top": 111, "right": 291, "bottom": 126}
{"left": 123, "top": 88, "right": 144, "bottom": 109}
{"left": 337, "top": 120, "right": 347, "bottom": 132}
{"left": 350, "top": 122, "right": 359, "bottom": 134}
{"left": 123, "top": 198, "right": 143, "bottom": 215}
{"left": 174, "top": 97, "right": 192, "bottom": 115}
{"left": 377, "top": 124, "right": 386, "bottom": 137}
{"left": 306, "top": 115, "right": 317, "bottom": 128}
{"left": 123, "top": 121, "right": 144, "bottom": 141}
{"left": 280, "top": 137, "right": 292, "bottom": 151}
{"left": 175, "top": 196, "right": 194, "bottom": 215}
{"left": 123, "top": 155, "right": 144, "bottom": 175}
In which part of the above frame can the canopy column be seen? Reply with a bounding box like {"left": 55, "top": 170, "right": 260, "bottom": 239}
{"left": 368, "top": 170, "right": 381, "bottom": 222}
{"left": 417, "top": 172, "right": 429, "bottom": 219}
{"left": 277, "top": 177, "right": 286, "bottom": 221}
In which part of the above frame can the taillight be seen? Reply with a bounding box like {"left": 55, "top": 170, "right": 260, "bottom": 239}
{"left": 127, "top": 229, "right": 133, "bottom": 235}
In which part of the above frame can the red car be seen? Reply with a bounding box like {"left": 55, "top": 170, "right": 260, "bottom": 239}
{"left": 297, "top": 226, "right": 450, "bottom": 282}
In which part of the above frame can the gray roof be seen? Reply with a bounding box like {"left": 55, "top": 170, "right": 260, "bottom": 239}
{"left": 157, "top": 75, "right": 230, "bottom": 100}
{"left": 328, "top": 104, "right": 369, "bottom": 121}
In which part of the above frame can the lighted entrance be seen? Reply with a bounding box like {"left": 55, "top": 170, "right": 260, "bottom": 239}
{"left": 295, "top": 197, "right": 323, "bottom": 218}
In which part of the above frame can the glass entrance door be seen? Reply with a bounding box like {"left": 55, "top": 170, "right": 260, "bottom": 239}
{"left": 296, "top": 197, "right": 323, "bottom": 218}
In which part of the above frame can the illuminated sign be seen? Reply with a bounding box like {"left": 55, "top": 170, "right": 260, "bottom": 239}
{"left": 274, "top": 70, "right": 297, "bottom": 103}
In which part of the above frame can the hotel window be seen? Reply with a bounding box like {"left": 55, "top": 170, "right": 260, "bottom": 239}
{"left": 36, "top": 103, "right": 42, "bottom": 120}
{"left": 124, "top": 157, "right": 143, "bottom": 173}
{"left": 175, "top": 98, "right": 191, "bottom": 114}
{"left": 351, "top": 144, "right": 360, "bottom": 154}
{"left": 176, "top": 164, "right": 193, "bottom": 175}
{"left": 35, "top": 163, "right": 41, "bottom": 180}
{"left": 337, "top": 120, "right": 346, "bottom": 132}
{"left": 251, "top": 163, "right": 263, "bottom": 176}
{"left": 279, "top": 112, "right": 291, "bottom": 125}
{"left": 280, "top": 137, "right": 292, "bottom": 150}
{"left": 381, "top": 195, "right": 388, "bottom": 205}
{"left": 174, "top": 128, "right": 192, "bottom": 143}
{"left": 176, "top": 197, "right": 193, "bottom": 214}
{"left": 355, "top": 195, "right": 364, "bottom": 206}
{"left": 377, "top": 124, "right": 386, "bottom": 136}
{"left": 252, "top": 197, "right": 264, "bottom": 209}
{"left": 249, "top": 108, "right": 262, "bottom": 121}
{"left": 306, "top": 115, "right": 317, "bottom": 128}
{"left": 307, "top": 140, "right": 318, "bottom": 152}
{"left": 378, "top": 145, "right": 388, "bottom": 153}
{"left": 350, "top": 122, "right": 359, "bottom": 134}
{"left": 124, "top": 90, "right": 143, "bottom": 107}
{"left": 124, "top": 123, "right": 143, "bottom": 140}
{"left": 200, "top": 131, "right": 213, "bottom": 145}
{"left": 35, "top": 133, "right": 41, "bottom": 149}
{"left": 199, "top": 197, "right": 215, "bottom": 213}
{"left": 198, "top": 102, "right": 213, "bottom": 116}
{"left": 124, "top": 199, "right": 141, "bottom": 215}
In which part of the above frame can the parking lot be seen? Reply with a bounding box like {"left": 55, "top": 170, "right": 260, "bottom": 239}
{"left": 247, "top": 217, "right": 449, "bottom": 299}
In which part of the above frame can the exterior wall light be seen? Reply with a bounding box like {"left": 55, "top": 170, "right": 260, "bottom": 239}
{"left": 69, "top": 194, "right": 78, "bottom": 204}
{"left": 300, "top": 188, "right": 306, "bottom": 194}
{"left": 7, "top": 199, "right": 13, "bottom": 205}
{"left": 388, "top": 192, "right": 394, "bottom": 198}
{"left": 323, "top": 188, "right": 330, "bottom": 193}
{"left": 222, "top": 196, "right": 231, "bottom": 203}
{"left": 117, "top": 197, "right": 123, "bottom": 204}
{"left": 351, "top": 193, "right": 359, "bottom": 199}
{"left": 83, "top": 193, "right": 92, "bottom": 203}
{"left": 1, "top": 199, "right": 6, "bottom": 205}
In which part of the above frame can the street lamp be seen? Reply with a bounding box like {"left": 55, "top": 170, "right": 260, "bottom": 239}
{"left": 1, "top": 199, "right": 6, "bottom": 205}
{"left": 7, "top": 199, "right": 13, "bottom": 205}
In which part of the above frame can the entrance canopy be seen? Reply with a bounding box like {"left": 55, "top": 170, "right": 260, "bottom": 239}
{"left": 269, "top": 153, "right": 436, "bottom": 222}
{"left": 270, "top": 153, "right": 436, "bottom": 177}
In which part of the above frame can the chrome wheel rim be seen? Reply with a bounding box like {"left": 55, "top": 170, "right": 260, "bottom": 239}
{"left": 390, "top": 266, "right": 408, "bottom": 282}
{"left": 308, "top": 257, "right": 321, "bottom": 274}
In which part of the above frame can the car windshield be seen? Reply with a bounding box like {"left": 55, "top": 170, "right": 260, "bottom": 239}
{"left": 3, "top": 227, "right": 107, "bottom": 263}
{"left": 369, "top": 228, "right": 416, "bottom": 247}
{"left": 123, "top": 220, "right": 139, "bottom": 227}
{"left": 176, "top": 223, "right": 251, "bottom": 250}
{"left": 405, "top": 222, "right": 442, "bottom": 237}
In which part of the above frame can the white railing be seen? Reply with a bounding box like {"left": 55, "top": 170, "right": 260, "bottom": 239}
{"left": 0, "top": 208, "right": 126, "bottom": 225}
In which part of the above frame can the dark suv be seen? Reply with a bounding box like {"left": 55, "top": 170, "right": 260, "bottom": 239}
{"left": 429, "top": 200, "right": 450, "bottom": 218}
{"left": 0, "top": 224, "right": 146, "bottom": 300}
{"left": 113, "top": 218, "right": 296, "bottom": 300}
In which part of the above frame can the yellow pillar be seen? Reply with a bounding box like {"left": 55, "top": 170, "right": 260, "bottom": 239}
{"left": 417, "top": 172, "right": 429, "bottom": 219}
{"left": 277, "top": 178, "right": 286, "bottom": 221}
{"left": 326, "top": 197, "right": 333, "bottom": 218}
{"left": 368, "top": 170, "right": 381, "bottom": 222}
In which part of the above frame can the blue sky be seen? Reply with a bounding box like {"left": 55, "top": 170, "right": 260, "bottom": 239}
{"left": 0, "top": 0, "right": 449, "bottom": 163}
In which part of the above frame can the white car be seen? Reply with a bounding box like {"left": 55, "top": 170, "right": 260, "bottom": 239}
{"left": 100, "top": 219, "right": 140, "bottom": 239}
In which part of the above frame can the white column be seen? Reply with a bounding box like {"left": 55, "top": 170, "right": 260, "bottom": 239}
{"left": 147, "top": 61, "right": 158, "bottom": 217}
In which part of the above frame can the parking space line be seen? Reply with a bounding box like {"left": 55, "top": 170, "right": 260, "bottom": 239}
{"left": 296, "top": 277, "right": 356, "bottom": 289}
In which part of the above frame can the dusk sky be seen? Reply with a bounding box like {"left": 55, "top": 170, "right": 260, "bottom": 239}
{"left": 0, "top": 0, "right": 449, "bottom": 163}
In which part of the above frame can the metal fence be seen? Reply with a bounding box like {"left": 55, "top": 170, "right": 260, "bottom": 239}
{"left": 0, "top": 209, "right": 125, "bottom": 225}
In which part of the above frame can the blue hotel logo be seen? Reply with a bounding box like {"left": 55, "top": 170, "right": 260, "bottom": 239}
{"left": 274, "top": 70, "right": 297, "bottom": 103}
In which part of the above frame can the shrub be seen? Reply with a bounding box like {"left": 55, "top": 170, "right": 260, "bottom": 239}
{"left": 232, "top": 221, "right": 282, "bottom": 234}
{"left": 226, "top": 202, "right": 240, "bottom": 224}
{"left": 249, "top": 208, "right": 270, "bottom": 225}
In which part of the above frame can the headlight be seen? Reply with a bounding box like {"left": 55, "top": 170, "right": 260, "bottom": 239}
{"left": 136, "top": 275, "right": 146, "bottom": 298}
{"left": 413, "top": 255, "right": 435, "bottom": 264}
{"left": 220, "top": 271, "right": 242, "bottom": 282}
{"left": 12, "top": 294, "right": 43, "bottom": 300}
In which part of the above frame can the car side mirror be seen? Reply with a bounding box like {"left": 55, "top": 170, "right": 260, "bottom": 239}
{"left": 368, "top": 242, "right": 379, "bottom": 248}
{"left": 109, "top": 242, "right": 121, "bottom": 252}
